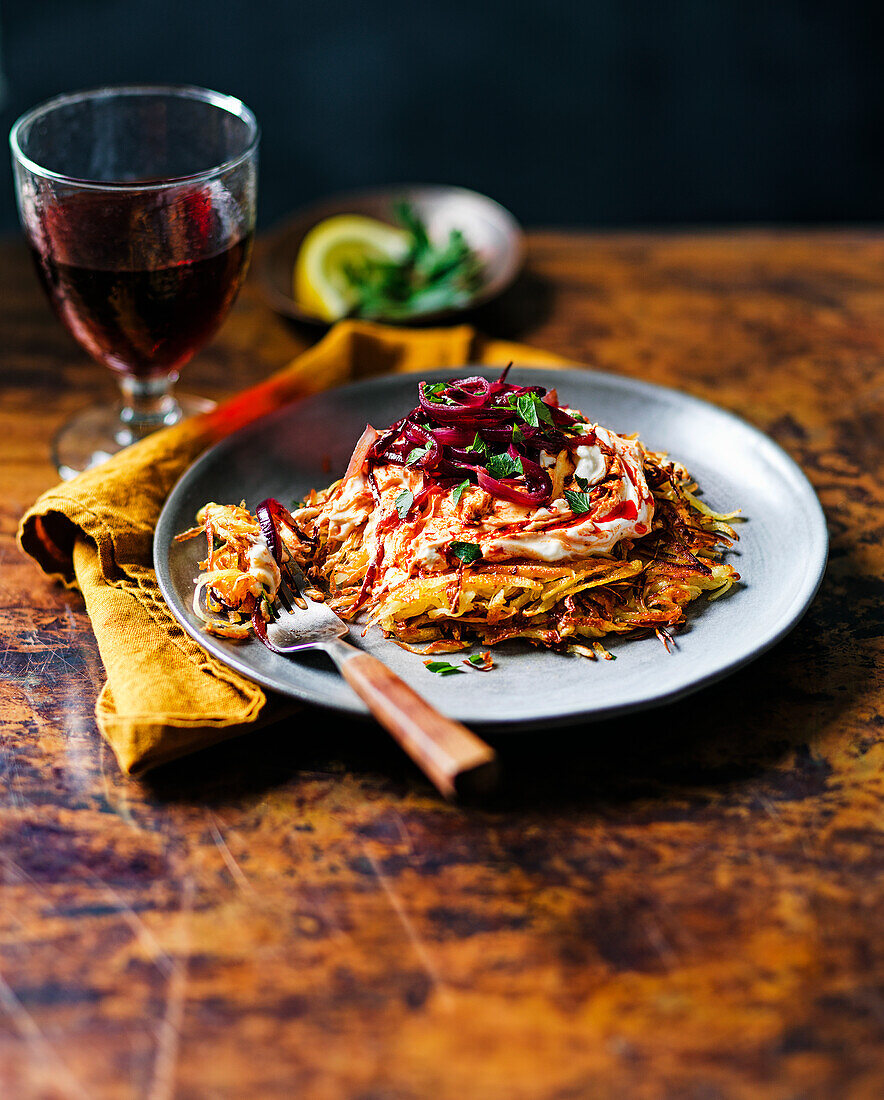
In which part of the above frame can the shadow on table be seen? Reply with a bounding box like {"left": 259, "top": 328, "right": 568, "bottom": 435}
{"left": 141, "top": 535, "right": 871, "bottom": 814}
{"left": 139, "top": 626, "right": 851, "bottom": 819}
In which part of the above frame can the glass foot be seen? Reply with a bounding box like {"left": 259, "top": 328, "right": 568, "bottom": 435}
{"left": 52, "top": 393, "right": 215, "bottom": 480}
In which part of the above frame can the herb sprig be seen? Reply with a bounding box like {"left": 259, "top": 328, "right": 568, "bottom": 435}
{"left": 343, "top": 202, "right": 484, "bottom": 320}
{"left": 424, "top": 650, "right": 495, "bottom": 675}
{"left": 564, "top": 489, "right": 593, "bottom": 514}
{"left": 394, "top": 490, "right": 414, "bottom": 519}
{"left": 423, "top": 660, "right": 464, "bottom": 677}
{"left": 450, "top": 541, "right": 482, "bottom": 565}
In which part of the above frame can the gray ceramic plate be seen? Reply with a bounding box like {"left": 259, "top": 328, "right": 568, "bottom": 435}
{"left": 155, "top": 368, "right": 828, "bottom": 729}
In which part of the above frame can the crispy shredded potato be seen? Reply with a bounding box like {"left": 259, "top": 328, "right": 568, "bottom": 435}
{"left": 175, "top": 501, "right": 280, "bottom": 638}
{"left": 285, "top": 444, "right": 741, "bottom": 658}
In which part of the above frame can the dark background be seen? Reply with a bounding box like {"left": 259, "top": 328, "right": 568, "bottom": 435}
{"left": 2, "top": 1, "right": 883, "bottom": 233}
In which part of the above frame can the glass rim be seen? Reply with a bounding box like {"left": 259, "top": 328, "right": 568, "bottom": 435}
{"left": 9, "top": 83, "right": 260, "bottom": 191}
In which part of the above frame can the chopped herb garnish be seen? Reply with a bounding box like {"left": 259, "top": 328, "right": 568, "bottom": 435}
{"left": 394, "top": 489, "right": 414, "bottom": 519}
{"left": 486, "top": 451, "right": 523, "bottom": 480}
{"left": 511, "top": 425, "right": 525, "bottom": 444}
{"left": 564, "top": 489, "right": 593, "bottom": 514}
{"left": 470, "top": 432, "right": 489, "bottom": 457}
{"left": 451, "top": 479, "right": 470, "bottom": 505}
{"left": 342, "top": 202, "right": 484, "bottom": 320}
{"left": 424, "top": 659, "right": 464, "bottom": 676}
{"left": 422, "top": 382, "right": 449, "bottom": 402}
{"left": 426, "top": 652, "right": 495, "bottom": 675}
{"left": 515, "top": 391, "right": 554, "bottom": 428}
{"left": 575, "top": 476, "right": 590, "bottom": 491}
{"left": 450, "top": 540, "right": 482, "bottom": 564}
{"left": 464, "top": 651, "right": 494, "bottom": 671}
{"left": 290, "top": 498, "right": 305, "bottom": 510}
{"left": 405, "top": 444, "right": 431, "bottom": 465}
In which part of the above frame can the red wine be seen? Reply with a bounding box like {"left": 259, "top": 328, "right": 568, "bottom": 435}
{"left": 27, "top": 189, "right": 253, "bottom": 377}
{"left": 30, "top": 235, "right": 252, "bottom": 378}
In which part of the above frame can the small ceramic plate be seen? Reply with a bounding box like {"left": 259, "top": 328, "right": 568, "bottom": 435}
{"left": 254, "top": 184, "right": 524, "bottom": 325}
{"left": 155, "top": 368, "right": 828, "bottom": 729}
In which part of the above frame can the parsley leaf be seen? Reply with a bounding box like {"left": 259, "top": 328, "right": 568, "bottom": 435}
{"left": 511, "top": 425, "right": 525, "bottom": 444}
{"left": 515, "top": 391, "right": 554, "bottom": 428}
{"left": 451, "top": 480, "right": 470, "bottom": 506}
{"left": 422, "top": 382, "right": 449, "bottom": 403}
{"left": 464, "top": 652, "right": 494, "bottom": 671}
{"left": 394, "top": 490, "right": 414, "bottom": 520}
{"left": 486, "top": 451, "right": 523, "bottom": 480}
{"left": 342, "top": 203, "right": 484, "bottom": 321}
{"left": 424, "top": 660, "right": 464, "bottom": 676}
{"left": 450, "top": 541, "right": 482, "bottom": 564}
{"left": 470, "top": 433, "right": 489, "bottom": 457}
{"left": 564, "top": 489, "right": 593, "bottom": 514}
{"left": 405, "top": 444, "right": 431, "bottom": 465}
{"left": 575, "top": 476, "right": 590, "bottom": 491}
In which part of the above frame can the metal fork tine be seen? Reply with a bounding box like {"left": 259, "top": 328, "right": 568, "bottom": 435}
{"left": 282, "top": 558, "right": 310, "bottom": 593}
{"left": 276, "top": 576, "right": 295, "bottom": 612}
{"left": 278, "top": 566, "right": 307, "bottom": 610}
{"left": 257, "top": 552, "right": 497, "bottom": 799}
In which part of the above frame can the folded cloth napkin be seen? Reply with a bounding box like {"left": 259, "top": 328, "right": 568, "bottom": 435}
{"left": 18, "top": 320, "right": 573, "bottom": 774}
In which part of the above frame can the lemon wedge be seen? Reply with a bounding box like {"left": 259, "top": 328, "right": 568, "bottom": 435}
{"left": 294, "top": 214, "right": 410, "bottom": 321}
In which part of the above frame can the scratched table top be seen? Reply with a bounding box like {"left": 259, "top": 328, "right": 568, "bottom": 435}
{"left": 1, "top": 231, "right": 882, "bottom": 1100}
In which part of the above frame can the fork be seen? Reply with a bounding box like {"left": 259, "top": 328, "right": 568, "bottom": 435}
{"left": 263, "top": 562, "right": 498, "bottom": 800}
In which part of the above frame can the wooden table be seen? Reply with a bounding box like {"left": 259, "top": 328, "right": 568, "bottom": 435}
{"left": 1, "top": 231, "right": 882, "bottom": 1099}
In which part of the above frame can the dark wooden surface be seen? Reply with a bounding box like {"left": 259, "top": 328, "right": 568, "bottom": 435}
{"left": 1, "top": 231, "right": 882, "bottom": 1099}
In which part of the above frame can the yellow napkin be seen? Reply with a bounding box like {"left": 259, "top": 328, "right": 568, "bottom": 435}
{"left": 18, "top": 320, "right": 573, "bottom": 774}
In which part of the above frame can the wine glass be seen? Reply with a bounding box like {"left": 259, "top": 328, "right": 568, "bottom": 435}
{"left": 10, "top": 85, "right": 259, "bottom": 479}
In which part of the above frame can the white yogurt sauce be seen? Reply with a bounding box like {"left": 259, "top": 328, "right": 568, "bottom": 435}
{"left": 324, "top": 473, "right": 373, "bottom": 537}
{"left": 409, "top": 532, "right": 451, "bottom": 570}
{"left": 320, "top": 423, "right": 654, "bottom": 574}
{"left": 246, "top": 536, "right": 281, "bottom": 593}
{"left": 574, "top": 443, "right": 607, "bottom": 485}
{"left": 484, "top": 427, "right": 653, "bottom": 561}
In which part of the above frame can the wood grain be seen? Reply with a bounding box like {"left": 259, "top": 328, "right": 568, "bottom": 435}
{"left": 1, "top": 231, "right": 882, "bottom": 1099}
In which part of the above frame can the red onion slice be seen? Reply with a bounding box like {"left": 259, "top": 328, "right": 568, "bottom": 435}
{"left": 255, "top": 499, "right": 282, "bottom": 564}
{"left": 255, "top": 497, "right": 299, "bottom": 565}
{"left": 358, "top": 367, "right": 597, "bottom": 508}
{"left": 344, "top": 424, "right": 380, "bottom": 481}
{"left": 251, "top": 608, "right": 286, "bottom": 653}
{"left": 476, "top": 468, "right": 551, "bottom": 506}
{"left": 563, "top": 429, "right": 598, "bottom": 448}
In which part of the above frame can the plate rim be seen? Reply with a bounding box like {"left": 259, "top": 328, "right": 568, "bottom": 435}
{"left": 154, "top": 366, "right": 829, "bottom": 728}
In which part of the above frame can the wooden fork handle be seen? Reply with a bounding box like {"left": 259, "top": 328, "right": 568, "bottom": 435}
{"left": 327, "top": 641, "right": 498, "bottom": 800}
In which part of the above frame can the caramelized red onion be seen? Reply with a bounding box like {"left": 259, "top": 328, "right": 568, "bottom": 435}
{"left": 418, "top": 377, "right": 492, "bottom": 416}
{"left": 360, "top": 368, "right": 594, "bottom": 506}
{"left": 252, "top": 497, "right": 299, "bottom": 654}
{"left": 255, "top": 498, "right": 283, "bottom": 563}
{"left": 255, "top": 497, "right": 299, "bottom": 565}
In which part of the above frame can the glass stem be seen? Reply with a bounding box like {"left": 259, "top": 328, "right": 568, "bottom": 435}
{"left": 117, "top": 372, "right": 182, "bottom": 440}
